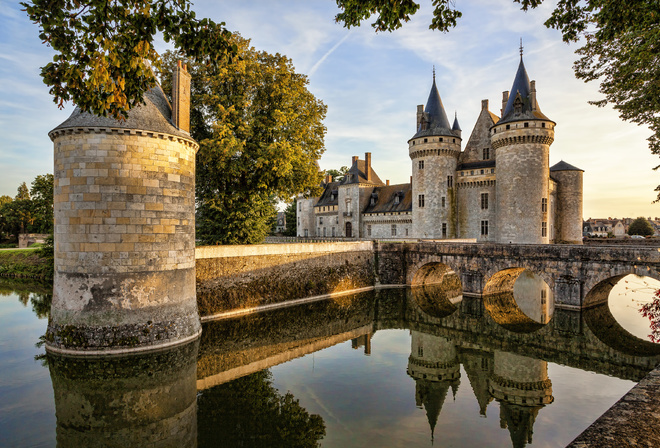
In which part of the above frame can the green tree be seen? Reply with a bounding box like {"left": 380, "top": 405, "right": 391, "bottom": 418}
{"left": 30, "top": 174, "right": 54, "bottom": 234}
{"left": 335, "top": 1, "right": 660, "bottom": 199}
{"left": 159, "top": 35, "right": 326, "bottom": 245}
{"left": 0, "top": 195, "right": 12, "bottom": 240}
{"left": 628, "top": 217, "right": 654, "bottom": 236}
{"left": 9, "top": 183, "right": 34, "bottom": 234}
{"left": 325, "top": 166, "right": 349, "bottom": 183}
{"left": 22, "top": 0, "right": 236, "bottom": 120}
{"left": 283, "top": 199, "right": 298, "bottom": 237}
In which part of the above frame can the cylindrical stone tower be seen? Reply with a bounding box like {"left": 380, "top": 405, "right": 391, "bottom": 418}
{"left": 46, "top": 63, "right": 201, "bottom": 354}
{"left": 492, "top": 57, "right": 555, "bottom": 244}
{"left": 410, "top": 73, "right": 461, "bottom": 239}
{"left": 550, "top": 161, "right": 584, "bottom": 244}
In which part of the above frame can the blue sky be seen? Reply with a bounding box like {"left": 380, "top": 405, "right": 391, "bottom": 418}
{"left": 1, "top": 0, "right": 658, "bottom": 219}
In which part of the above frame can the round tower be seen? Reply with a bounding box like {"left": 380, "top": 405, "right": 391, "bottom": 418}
{"left": 46, "top": 62, "right": 201, "bottom": 355}
{"left": 491, "top": 53, "right": 555, "bottom": 244}
{"left": 410, "top": 72, "right": 462, "bottom": 239}
{"left": 550, "top": 161, "right": 584, "bottom": 244}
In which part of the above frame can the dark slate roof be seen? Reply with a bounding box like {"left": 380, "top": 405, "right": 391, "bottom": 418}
{"left": 550, "top": 160, "right": 584, "bottom": 172}
{"left": 413, "top": 77, "right": 457, "bottom": 139}
{"left": 496, "top": 57, "right": 551, "bottom": 125}
{"left": 457, "top": 160, "right": 496, "bottom": 170}
{"left": 341, "top": 159, "right": 384, "bottom": 186}
{"left": 50, "top": 86, "right": 192, "bottom": 139}
{"left": 452, "top": 113, "right": 461, "bottom": 131}
{"left": 315, "top": 181, "right": 341, "bottom": 207}
{"left": 363, "top": 183, "right": 412, "bottom": 214}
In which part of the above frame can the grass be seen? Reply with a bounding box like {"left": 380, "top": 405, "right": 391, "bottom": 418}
{"left": 0, "top": 248, "right": 53, "bottom": 279}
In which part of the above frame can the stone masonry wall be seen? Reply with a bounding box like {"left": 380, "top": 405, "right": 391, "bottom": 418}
{"left": 196, "top": 241, "right": 375, "bottom": 317}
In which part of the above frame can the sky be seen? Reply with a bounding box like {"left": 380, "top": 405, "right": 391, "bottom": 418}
{"left": 1, "top": 0, "right": 658, "bottom": 219}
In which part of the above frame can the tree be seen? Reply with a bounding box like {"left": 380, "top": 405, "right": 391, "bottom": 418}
{"left": 0, "top": 195, "right": 12, "bottom": 240}
{"left": 325, "top": 166, "right": 349, "bottom": 183}
{"left": 335, "top": 1, "right": 660, "bottom": 199}
{"left": 628, "top": 217, "right": 654, "bottom": 236}
{"left": 283, "top": 199, "right": 298, "bottom": 237}
{"left": 21, "top": 0, "right": 236, "bottom": 120}
{"left": 158, "top": 35, "right": 327, "bottom": 245}
{"left": 30, "top": 174, "right": 54, "bottom": 234}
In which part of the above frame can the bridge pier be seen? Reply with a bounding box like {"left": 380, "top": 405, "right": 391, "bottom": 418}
{"left": 554, "top": 276, "right": 583, "bottom": 310}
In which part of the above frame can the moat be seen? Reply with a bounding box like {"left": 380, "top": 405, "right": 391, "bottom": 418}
{"left": 1, "top": 274, "right": 659, "bottom": 447}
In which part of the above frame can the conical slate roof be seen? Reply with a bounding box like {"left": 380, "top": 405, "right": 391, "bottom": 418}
{"left": 413, "top": 75, "right": 456, "bottom": 139}
{"left": 452, "top": 112, "right": 461, "bottom": 131}
{"left": 49, "top": 86, "right": 192, "bottom": 140}
{"left": 497, "top": 56, "right": 551, "bottom": 125}
{"left": 550, "top": 160, "right": 583, "bottom": 172}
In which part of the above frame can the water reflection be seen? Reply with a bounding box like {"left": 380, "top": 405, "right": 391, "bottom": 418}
{"left": 48, "top": 341, "right": 198, "bottom": 448}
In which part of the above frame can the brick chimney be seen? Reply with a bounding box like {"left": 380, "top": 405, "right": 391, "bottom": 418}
{"left": 501, "top": 91, "right": 509, "bottom": 117}
{"left": 352, "top": 155, "right": 358, "bottom": 165}
{"left": 365, "top": 152, "right": 372, "bottom": 182}
{"left": 172, "top": 60, "right": 192, "bottom": 133}
{"left": 386, "top": 179, "right": 390, "bottom": 186}
{"left": 530, "top": 80, "right": 537, "bottom": 111}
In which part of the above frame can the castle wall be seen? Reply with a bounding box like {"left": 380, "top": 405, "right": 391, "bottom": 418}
{"left": 492, "top": 122, "right": 554, "bottom": 244}
{"left": 296, "top": 196, "right": 317, "bottom": 237}
{"left": 456, "top": 173, "right": 497, "bottom": 241}
{"left": 362, "top": 213, "right": 413, "bottom": 239}
{"left": 48, "top": 128, "right": 200, "bottom": 352}
{"left": 552, "top": 170, "right": 584, "bottom": 244}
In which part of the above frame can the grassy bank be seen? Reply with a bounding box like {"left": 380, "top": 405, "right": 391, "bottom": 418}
{"left": 0, "top": 248, "right": 53, "bottom": 279}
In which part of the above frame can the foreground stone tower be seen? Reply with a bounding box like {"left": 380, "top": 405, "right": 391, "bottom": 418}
{"left": 492, "top": 53, "right": 555, "bottom": 244}
{"left": 550, "top": 161, "right": 584, "bottom": 244}
{"left": 46, "top": 62, "right": 201, "bottom": 354}
{"left": 410, "top": 72, "right": 461, "bottom": 239}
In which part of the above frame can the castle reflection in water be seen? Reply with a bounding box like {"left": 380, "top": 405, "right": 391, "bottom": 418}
{"left": 47, "top": 273, "right": 660, "bottom": 448}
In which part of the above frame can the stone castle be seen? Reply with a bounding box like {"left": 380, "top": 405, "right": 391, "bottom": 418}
{"left": 298, "top": 54, "right": 584, "bottom": 244}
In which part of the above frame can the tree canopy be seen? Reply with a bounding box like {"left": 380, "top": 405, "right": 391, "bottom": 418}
{"left": 21, "top": 0, "right": 235, "bottom": 120}
{"left": 159, "top": 35, "right": 326, "bottom": 245}
{"left": 335, "top": 1, "right": 660, "bottom": 199}
{"left": 0, "top": 175, "right": 54, "bottom": 239}
{"left": 628, "top": 217, "right": 654, "bottom": 236}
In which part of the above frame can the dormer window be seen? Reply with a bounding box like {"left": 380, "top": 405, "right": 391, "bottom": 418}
{"left": 514, "top": 94, "right": 523, "bottom": 114}
{"left": 394, "top": 194, "right": 400, "bottom": 205}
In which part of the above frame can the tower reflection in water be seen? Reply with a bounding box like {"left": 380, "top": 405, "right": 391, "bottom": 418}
{"left": 48, "top": 341, "right": 198, "bottom": 448}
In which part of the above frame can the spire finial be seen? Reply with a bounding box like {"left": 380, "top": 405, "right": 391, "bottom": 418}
{"left": 433, "top": 65, "right": 436, "bottom": 82}
{"left": 519, "top": 38, "right": 523, "bottom": 59}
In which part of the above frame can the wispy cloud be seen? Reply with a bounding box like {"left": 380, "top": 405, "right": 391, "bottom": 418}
{"left": 308, "top": 31, "right": 352, "bottom": 77}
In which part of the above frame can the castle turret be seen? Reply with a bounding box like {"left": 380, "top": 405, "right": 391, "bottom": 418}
{"left": 47, "top": 65, "right": 201, "bottom": 354}
{"left": 410, "top": 71, "right": 461, "bottom": 239}
{"left": 550, "top": 161, "right": 584, "bottom": 244}
{"left": 491, "top": 51, "right": 555, "bottom": 244}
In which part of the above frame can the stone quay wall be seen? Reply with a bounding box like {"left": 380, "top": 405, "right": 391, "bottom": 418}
{"left": 195, "top": 241, "right": 375, "bottom": 317}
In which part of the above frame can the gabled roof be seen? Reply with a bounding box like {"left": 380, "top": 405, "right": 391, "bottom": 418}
{"left": 550, "top": 160, "right": 584, "bottom": 172}
{"left": 496, "top": 56, "right": 551, "bottom": 125}
{"left": 50, "top": 86, "right": 192, "bottom": 139}
{"left": 315, "top": 181, "right": 341, "bottom": 207}
{"left": 363, "top": 183, "right": 412, "bottom": 214}
{"left": 413, "top": 75, "right": 457, "bottom": 139}
{"left": 341, "top": 159, "right": 384, "bottom": 186}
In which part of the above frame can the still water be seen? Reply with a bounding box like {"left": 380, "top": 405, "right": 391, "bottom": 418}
{"left": 1, "top": 274, "right": 659, "bottom": 447}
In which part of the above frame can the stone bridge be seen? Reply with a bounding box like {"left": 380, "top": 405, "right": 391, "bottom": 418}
{"left": 375, "top": 241, "right": 660, "bottom": 309}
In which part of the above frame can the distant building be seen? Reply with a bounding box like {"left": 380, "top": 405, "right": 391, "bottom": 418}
{"left": 298, "top": 52, "right": 584, "bottom": 244}
{"left": 275, "top": 211, "right": 286, "bottom": 234}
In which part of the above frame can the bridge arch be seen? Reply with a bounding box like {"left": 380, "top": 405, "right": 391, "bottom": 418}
{"left": 408, "top": 257, "right": 462, "bottom": 287}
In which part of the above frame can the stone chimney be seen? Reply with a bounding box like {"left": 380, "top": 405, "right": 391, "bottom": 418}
{"left": 501, "top": 91, "right": 509, "bottom": 117}
{"left": 482, "top": 99, "right": 489, "bottom": 111}
{"left": 530, "top": 80, "right": 537, "bottom": 111}
{"left": 416, "top": 104, "right": 424, "bottom": 129}
{"left": 386, "top": 179, "right": 390, "bottom": 186}
{"left": 325, "top": 174, "right": 332, "bottom": 183}
{"left": 172, "top": 60, "right": 192, "bottom": 133}
{"left": 352, "top": 155, "right": 358, "bottom": 165}
{"left": 365, "top": 152, "right": 372, "bottom": 182}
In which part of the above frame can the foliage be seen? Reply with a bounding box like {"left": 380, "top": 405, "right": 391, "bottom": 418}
{"left": 197, "top": 370, "right": 326, "bottom": 448}
{"left": 30, "top": 174, "right": 54, "bottom": 234}
{"left": 0, "top": 195, "right": 13, "bottom": 240}
{"left": 628, "top": 216, "right": 654, "bottom": 236}
{"left": 283, "top": 199, "right": 298, "bottom": 236}
{"left": 335, "top": 1, "right": 660, "bottom": 199}
{"left": 22, "top": 0, "right": 236, "bottom": 120}
{"left": 38, "top": 234, "right": 54, "bottom": 278}
{"left": 0, "top": 175, "right": 54, "bottom": 238}
{"left": 158, "top": 35, "right": 326, "bottom": 245}
{"left": 0, "top": 248, "right": 54, "bottom": 279}
{"left": 325, "top": 166, "right": 349, "bottom": 182}
{"left": 640, "top": 289, "right": 660, "bottom": 343}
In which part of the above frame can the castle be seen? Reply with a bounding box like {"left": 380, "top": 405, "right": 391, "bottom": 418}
{"left": 297, "top": 53, "right": 584, "bottom": 244}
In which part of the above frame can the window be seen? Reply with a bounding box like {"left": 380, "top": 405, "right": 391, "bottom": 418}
{"left": 542, "top": 222, "right": 547, "bottom": 237}
{"left": 483, "top": 148, "right": 489, "bottom": 160}
{"left": 441, "top": 197, "right": 446, "bottom": 208}
{"left": 447, "top": 175, "right": 453, "bottom": 188}
{"left": 304, "top": 229, "right": 309, "bottom": 237}
{"left": 506, "top": 124, "right": 511, "bottom": 130}
{"left": 481, "top": 220, "right": 489, "bottom": 236}
{"left": 391, "top": 224, "right": 397, "bottom": 236}
{"left": 418, "top": 160, "right": 424, "bottom": 170}
{"left": 542, "top": 122, "right": 546, "bottom": 128}
{"left": 491, "top": 169, "right": 495, "bottom": 174}
{"left": 542, "top": 198, "right": 548, "bottom": 212}
{"left": 405, "top": 228, "right": 409, "bottom": 236}
{"left": 394, "top": 195, "right": 400, "bottom": 205}
{"left": 442, "top": 223, "right": 447, "bottom": 238}
{"left": 298, "top": 202, "right": 301, "bottom": 211}
{"left": 367, "top": 225, "right": 371, "bottom": 237}
{"left": 481, "top": 193, "right": 489, "bottom": 210}
{"left": 461, "top": 171, "right": 465, "bottom": 176}
{"left": 332, "top": 227, "right": 335, "bottom": 237}
{"left": 424, "top": 138, "right": 428, "bottom": 143}
{"left": 481, "top": 169, "right": 484, "bottom": 174}
{"left": 524, "top": 122, "right": 529, "bottom": 128}
{"left": 319, "top": 217, "right": 323, "bottom": 225}
{"left": 418, "top": 346, "right": 423, "bottom": 357}
{"left": 370, "top": 197, "right": 376, "bottom": 206}
{"left": 470, "top": 170, "right": 474, "bottom": 175}
{"left": 323, "top": 227, "right": 326, "bottom": 237}
{"left": 440, "top": 137, "right": 444, "bottom": 142}
{"left": 418, "top": 194, "right": 425, "bottom": 208}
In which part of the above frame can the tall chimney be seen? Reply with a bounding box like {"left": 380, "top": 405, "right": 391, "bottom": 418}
{"left": 482, "top": 99, "right": 489, "bottom": 111}
{"left": 416, "top": 104, "right": 424, "bottom": 129}
{"left": 352, "top": 155, "right": 358, "bottom": 165}
{"left": 386, "top": 179, "right": 390, "bottom": 186}
{"left": 530, "top": 80, "right": 537, "bottom": 111}
{"left": 501, "top": 91, "right": 509, "bottom": 117}
{"left": 172, "top": 60, "right": 192, "bottom": 133}
{"left": 365, "top": 152, "right": 372, "bottom": 182}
